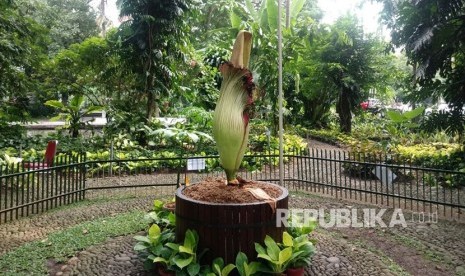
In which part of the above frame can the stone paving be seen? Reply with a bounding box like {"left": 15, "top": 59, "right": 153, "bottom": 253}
{"left": 1, "top": 189, "right": 464, "bottom": 276}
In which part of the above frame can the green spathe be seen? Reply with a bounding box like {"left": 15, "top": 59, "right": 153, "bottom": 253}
{"left": 212, "top": 30, "right": 254, "bottom": 185}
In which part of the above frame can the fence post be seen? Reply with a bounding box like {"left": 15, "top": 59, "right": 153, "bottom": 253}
{"left": 82, "top": 153, "right": 87, "bottom": 200}
{"left": 109, "top": 140, "right": 114, "bottom": 177}
{"left": 176, "top": 147, "right": 184, "bottom": 188}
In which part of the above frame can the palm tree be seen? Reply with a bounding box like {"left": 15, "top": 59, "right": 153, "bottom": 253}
{"left": 45, "top": 95, "right": 103, "bottom": 138}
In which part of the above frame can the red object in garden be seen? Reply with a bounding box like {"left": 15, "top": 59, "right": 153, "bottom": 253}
{"left": 286, "top": 267, "right": 305, "bottom": 276}
{"left": 23, "top": 140, "right": 58, "bottom": 170}
{"left": 360, "top": 101, "right": 369, "bottom": 110}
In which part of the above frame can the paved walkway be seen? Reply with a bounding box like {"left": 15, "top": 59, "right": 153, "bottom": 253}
{"left": 1, "top": 189, "right": 464, "bottom": 276}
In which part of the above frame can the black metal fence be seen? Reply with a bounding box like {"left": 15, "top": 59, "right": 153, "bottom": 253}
{"left": 1, "top": 149, "right": 464, "bottom": 223}
{"left": 290, "top": 148, "right": 464, "bottom": 219}
{"left": 0, "top": 154, "right": 86, "bottom": 223}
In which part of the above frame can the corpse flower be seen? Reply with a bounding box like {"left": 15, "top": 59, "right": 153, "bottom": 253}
{"left": 212, "top": 30, "right": 255, "bottom": 185}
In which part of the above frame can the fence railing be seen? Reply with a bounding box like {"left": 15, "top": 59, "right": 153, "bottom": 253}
{"left": 1, "top": 149, "right": 464, "bottom": 223}
{"left": 290, "top": 148, "right": 464, "bottom": 219}
{"left": 0, "top": 154, "right": 86, "bottom": 223}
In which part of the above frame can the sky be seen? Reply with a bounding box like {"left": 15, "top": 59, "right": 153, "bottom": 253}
{"left": 90, "top": 0, "right": 385, "bottom": 36}
{"left": 318, "top": 0, "right": 385, "bottom": 36}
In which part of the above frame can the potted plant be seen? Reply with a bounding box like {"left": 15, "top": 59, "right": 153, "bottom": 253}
{"left": 255, "top": 234, "right": 293, "bottom": 275}
{"left": 255, "top": 231, "right": 316, "bottom": 276}
{"left": 175, "top": 30, "right": 289, "bottom": 264}
{"left": 282, "top": 232, "right": 315, "bottom": 276}
{"left": 154, "top": 229, "right": 206, "bottom": 276}
{"left": 133, "top": 223, "right": 175, "bottom": 273}
{"left": 285, "top": 217, "right": 317, "bottom": 275}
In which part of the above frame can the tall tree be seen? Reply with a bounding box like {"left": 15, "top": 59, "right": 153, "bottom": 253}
{"left": 0, "top": 0, "right": 48, "bottom": 121}
{"left": 298, "top": 15, "right": 382, "bottom": 133}
{"left": 22, "top": 0, "right": 99, "bottom": 55}
{"left": 378, "top": 0, "right": 465, "bottom": 108}
{"left": 116, "top": 0, "right": 190, "bottom": 121}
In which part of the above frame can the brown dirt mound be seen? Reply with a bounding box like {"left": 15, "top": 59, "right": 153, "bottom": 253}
{"left": 182, "top": 177, "right": 282, "bottom": 203}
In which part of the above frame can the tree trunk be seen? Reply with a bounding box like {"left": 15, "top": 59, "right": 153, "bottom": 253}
{"left": 145, "top": 73, "right": 159, "bottom": 121}
{"left": 336, "top": 88, "right": 352, "bottom": 133}
{"left": 146, "top": 91, "right": 156, "bottom": 121}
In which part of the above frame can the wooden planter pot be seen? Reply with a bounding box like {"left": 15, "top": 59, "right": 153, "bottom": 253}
{"left": 175, "top": 182, "right": 289, "bottom": 264}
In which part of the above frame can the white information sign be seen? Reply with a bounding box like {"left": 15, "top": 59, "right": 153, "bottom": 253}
{"left": 373, "top": 166, "right": 397, "bottom": 186}
{"left": 187, "top": 158, "right": 206, "bottom": 171}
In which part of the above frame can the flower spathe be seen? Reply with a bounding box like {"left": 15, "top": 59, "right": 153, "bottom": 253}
{"left": 212, "top": 30, "right": 255, "bottom": 185}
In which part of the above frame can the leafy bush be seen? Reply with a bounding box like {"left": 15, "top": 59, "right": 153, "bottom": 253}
{"left": 135, "top": 200, "right": 316, "bottom": 275}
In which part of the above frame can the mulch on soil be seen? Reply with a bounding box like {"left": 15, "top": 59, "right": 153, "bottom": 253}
{"left": 182, "top": 177, "right": 283, "bottom": 203}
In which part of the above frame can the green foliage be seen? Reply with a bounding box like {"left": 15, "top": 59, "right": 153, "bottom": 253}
{"left": 134, "top": 199, "right": 177, "bottom": 271}
{"left": 309, "top": 115, "right": 465, "bottom": 182}
{"left": 379, "top": 0, "right": 465, "bottom": 136}
{"left": 386, "top": 107, "right": 425, "bottom": 124}
{"left": 162, "top": 229, "right": 203, "bottom": 276}
{"left": 0, "top": 0, "right": 47, "bottom": 122}
{"left": 144, "top": 199, "right": 176, "bottom": 229}
{"left": 143, "top": 120, "right": 214, "bottom": 152}
{"left": 116, "top": 0, "right": 191, "bottom": 121}
{"left": 235, "top": 252, "right": 261, "bottom": 276}
{"left": 282, "top": 232, "right": 316, "bottom": 269}
{"left": 421, "top": 110, "right": 465, "bottom": 140}
{"left": 0, "top": 122, "right": 26, "bottom": 149}
{"left": 255, "top": 235, "right": 293, "bottom": 273}
{"left": 45, "top": 95, "right": 103, "bottom": 138}
{"left": 22, "top": 0, "right": 98, "bottom": 55}
{"left": 209, "top": 257, "right": 236, "bottom": 276}
{"left": 287, "top": 214, "right": 318, "bottom": 240}
{"left": 255, "top": 231, "right": 316, "bottom": 273}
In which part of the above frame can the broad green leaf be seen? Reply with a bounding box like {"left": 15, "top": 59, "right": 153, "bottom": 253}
{"left": 165, "top": 242, "right": 180, "bottom": 251}
{"left": 184, "top": 230, "right": 197, "bottom": 251}
{"left": 266, "top": 0, "right": 278, "bottom": 31}
{"left": 153, "top": 200, "right": 164, "bottom": 211}
{"left": 148, "top": 224, "right": 161, "bottom": 240}
{"left": 173, "top": 255, "right": 193, "bottom": 269}
{"left": 246, "top": 262, "right": 261, "bottom": 275}
{"left": 386, "top": 110, "right": 404, "bottom": 123}
{"left": 254, "top": 243, "right": 266, "bottom": 255}
{"left": 222, "top": 264, "right": 236, "bottom": 276}
{"left": 278, "top": 247, "right": 293, "bottom": 263}
{"left": 403, "top": 107, "right": 425, "bottom": 120}
{"left": 243, "top": 262, "right": 250, "bottom": 276}
{"left": 230, "top": 10, "right": 242, "bottom": 29}
{"left": 72, "top": 95, "right": 85, "bottom": 106}
{"left": 133, "top": 236, "right": 151, "bottom": 243}
{"left": 282, "top": 232, "right": 293, "bottom": 247}
{"left": 152, "top": 257, "right": 168, "bottom": 264}
{"left": 257, "top": 253, "right": 273, "bottom": 262}
{"left": 290, "top": 0, "right": 305, "bottom": 21}
{"left": 168, "top": 212, "right": 176, "bottom": 224}
{"left": 212, "top": 257, "right": 224, "bottom": 274}
{"left": 85, "top": 105, "right": 103, "bottom": 114}
{"left": 44, "top": 100, "right": 65, "bottom": 109}
{"left": 133, "top": 243, "right": 148, "bottom": 251}
{"left": 179, "top": 245, "right": 194, "bottom": 254}
{"left": 301, "top": 218, "right": 317, "bottom": 234}
{"left": 187, "top": 263, "right": 200, "bottom": 276}
{"left": 264, "top": 235, "right": 280, "bottom": 260}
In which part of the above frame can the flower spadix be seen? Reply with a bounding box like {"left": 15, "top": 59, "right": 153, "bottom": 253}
{"left": 213, "top": 30, "right": 255, "bottom": 185}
